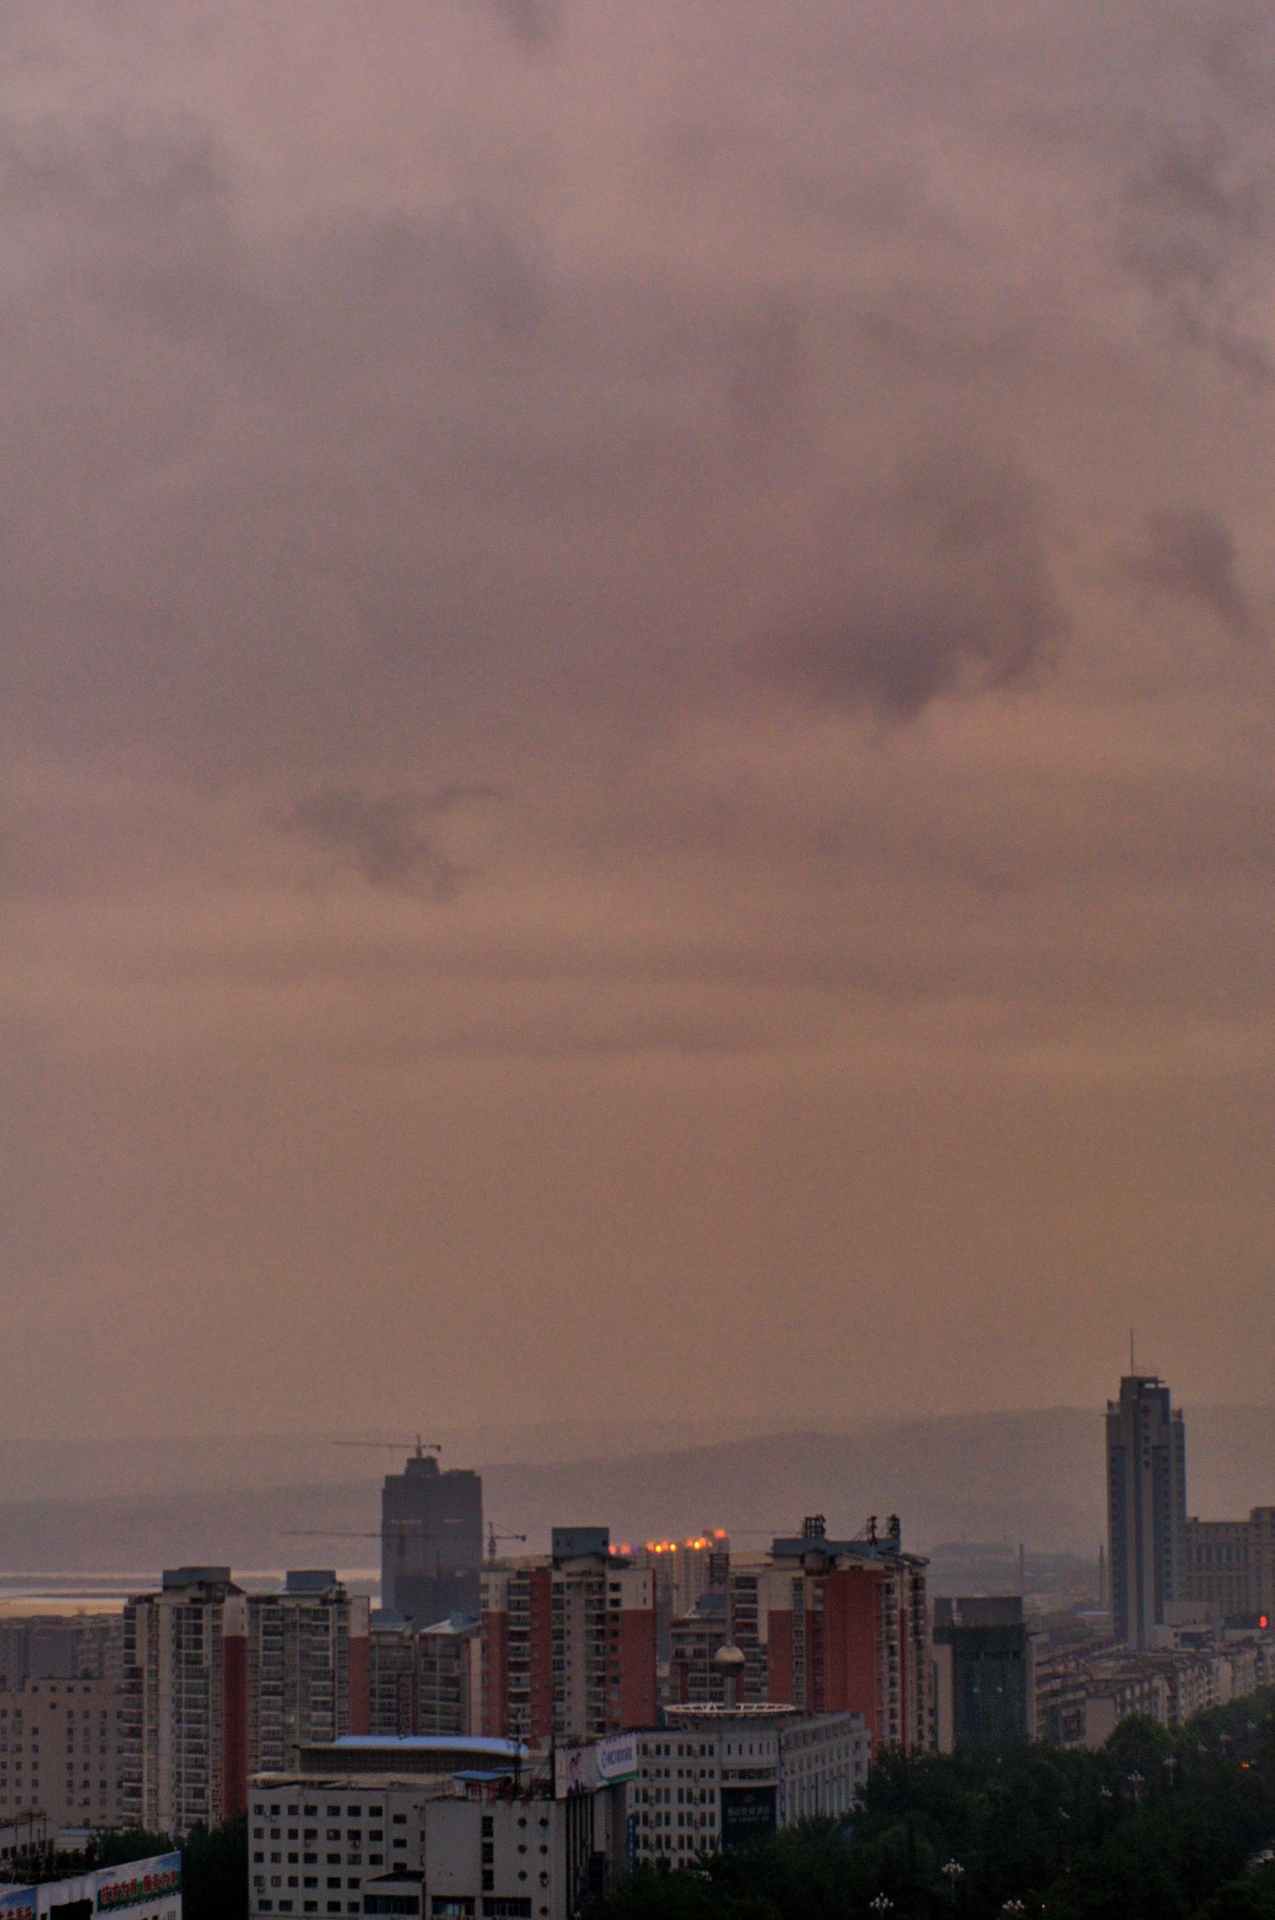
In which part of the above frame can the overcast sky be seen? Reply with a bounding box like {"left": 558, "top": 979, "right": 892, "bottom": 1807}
{"left": 2, "top": 0, "right": 1274, "bottom": 1441}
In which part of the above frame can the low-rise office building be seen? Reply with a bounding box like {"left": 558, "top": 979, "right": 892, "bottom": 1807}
{"left": 629, "top": 1707, "right": 868, "bottom": 1867}
{"left": 1183, "top": 1509, "right": 1275, "bottom": 1621}
{"left": 0, "top": 1677, "right": 127, "bottom": 1828}
{"left": 932, "top": 1598, "right": 1037, "bottom": 1752}
{"left": 0, "top": 1616, "right": 122, "bottom": 1690}
{"left": 248, "top": 1762, "right": 625, "bottom": 1920}
{"left": 1035, "top": 1629, "right": 1275, "bottom": 1747}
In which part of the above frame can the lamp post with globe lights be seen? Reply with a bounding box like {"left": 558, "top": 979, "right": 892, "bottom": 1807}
{"left": 942, "top": 1860, "right": 965, "bottom": 1901}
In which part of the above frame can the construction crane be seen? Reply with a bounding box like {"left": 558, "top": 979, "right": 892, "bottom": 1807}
{"left": 487, "top": 1525, "right": 528, "bottom": 1563}
{"left": 333, "top": 1436, "right": 442, "bottom": 1460}
{"left": 281, "top": 1517, "right": 464, "bottom": 1578}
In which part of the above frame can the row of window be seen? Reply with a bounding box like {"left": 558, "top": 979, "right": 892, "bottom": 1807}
{"left": 254, "top": 1852, "right": 391, "bottom": 1868}
{"left": 255, "top": 1828, "right": 386, "bottom": 1841}
{"left": 255, "top": 1802, "right": 393, "bottom": 1818}
{"left": 255, "top": 1874, "right": 364, "bottom": 1891}
{"left": 256, "top": 1901, "right": 359, "bottom": 1914}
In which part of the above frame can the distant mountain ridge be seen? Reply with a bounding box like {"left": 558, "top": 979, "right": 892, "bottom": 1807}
{"left": 0, "top": 1405, "right": 1271, "bottom": 1576}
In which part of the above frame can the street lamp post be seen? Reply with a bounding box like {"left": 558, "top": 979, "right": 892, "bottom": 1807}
{"left": 942, "top": 1860, "right": 966, "bottom": 1899}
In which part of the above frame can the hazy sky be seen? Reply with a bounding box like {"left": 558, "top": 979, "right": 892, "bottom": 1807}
{"left": 3, "top": 1, "right": 1275, "bottom": 1440}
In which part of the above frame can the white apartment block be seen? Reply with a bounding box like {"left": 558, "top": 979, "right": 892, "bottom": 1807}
{"left": 0, "top": 1678, "right": 128, "bottom": 1829}
{"left": 243, "top": 1576, "right": 372, "bottom": 1774}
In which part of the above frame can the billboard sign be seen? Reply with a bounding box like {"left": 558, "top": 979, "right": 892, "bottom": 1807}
{"left": 94, "top": 1852, "right": 182, "bottom": 1914}
{"left": 595, "top": 1733, "right": 639, "bottom": 1784}
{"left": 555, "top": 1744, "right": 599, "bottom": 1796}
{"left": 0, "top": 1853, "right": 181, "bottom": 1920}
{"left": 555, "top": 1732, "right": 639, "bottom": 1796}
{"left": 720, "top": 1785, "right": 777, "bottom": 1850}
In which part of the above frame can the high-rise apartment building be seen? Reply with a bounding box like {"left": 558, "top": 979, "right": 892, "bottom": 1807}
{"left": 722, "top": 1568, "right": 770, "bottom": 1706}
{"left": 123, "top": 1566, "right": 242, "bottom": 1834}
{"left": 1106, "top": 1375, "right": 1188, "bottom": 1649}
{"left": 368, "top": 1612, "right": 480, "bottom": 1737}
{"left": 380, "top": 1451, "right": 483, "bottom": 1626}
{"left": 635, "top": 1535, "right": 730, "bottom": 1659}
{"left": 124, "top": 1569, "right": 371, "bottom": 1834}
{"left": 758, "top": 1518, "right": 931, "bottom": 1752}
{"left": 669, "top": 1595, "right": 730, "bottom": 1705}
{"left": 480, "top": 1529, "right": 657, "bottom": 1742}
{"left": 227, "top": 1573, "right": 371, "bottom": 1809}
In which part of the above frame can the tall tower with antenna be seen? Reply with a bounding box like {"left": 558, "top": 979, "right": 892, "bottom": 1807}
{"left": 1106, "top": 1370, "right": 1187, "bottom": 1650}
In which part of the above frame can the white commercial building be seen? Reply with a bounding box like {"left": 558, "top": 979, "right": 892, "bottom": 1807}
{"left": 629, "top": 1707, "right": 868, "bottom": 1867}
{"left": 248, "top": 1763, "right": 627, "bottom": 1920}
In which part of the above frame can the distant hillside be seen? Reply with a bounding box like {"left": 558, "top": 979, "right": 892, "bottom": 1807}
{"left": 0, "top": 1406, "right": 1270, "bottom": 1577}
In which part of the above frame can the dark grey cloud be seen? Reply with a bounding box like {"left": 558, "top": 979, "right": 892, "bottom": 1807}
{"left": 1120, "top": 128, "right": 1273, "bottom": 383}
{"left": 1199, "top": 4, "right": 1275, "bottom": 113}
{"left": 291, "top": 787, "right": 500, "bottom": 895}
{"left": 751, "top": 457, "right": 1064, "bottom": 718}
{"left": 6, "top": 0, "right": 1275, "bottom": 1440}
{"left": 491, "top": 0, "right": 563, "bottom": 49}
{"left": 0, "top": 111, "right": 257, "bottom": 347}
{"left": 1129, "top": 506, "right": 1257, "bottom": 638}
